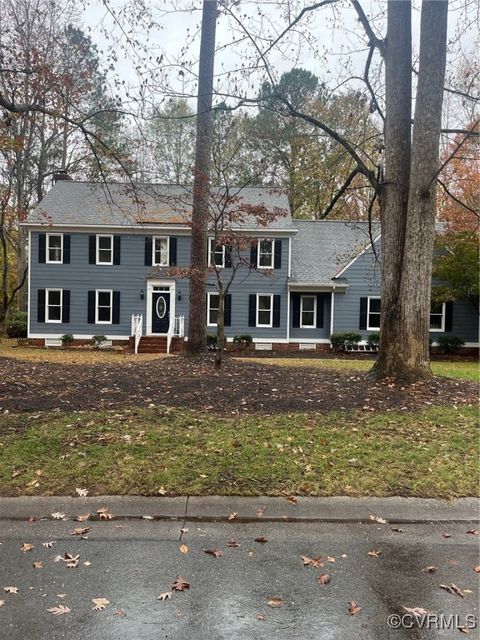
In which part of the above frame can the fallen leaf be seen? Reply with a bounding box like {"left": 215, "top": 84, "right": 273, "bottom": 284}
{"left": 267, "top": 597, "right": 283, "bottom": 608}
{"left": 203, "top": 549, "right": 223, "bottom": 558}
{"left": 368, "top": 549, "right": 382, "bottom": 558}
{"left": 180, "top": 527, "right": 189, "bottom": 533}
{"left": 51, "top": 512, "right": 65, "bottom": 520}
{"left": 63, "top": 553, "right": 80, "bottom": 568}
{"left": 157, "top": 592, "right": 172, "bottom": 601}
{"left": 226, "top": 539, "right": 240, "bottom": 548}
{"left": 227, "top": 512, "right": 237, "bottom": 521}
{"left": 0, "top": 600, "right": 4, "bottom": 606}
{"left": 348, "top": 601, "right": 361, "bottom": 615}
{"left": 4, "top": 587, "right": 18, "bottom": 594}
{"left": 466, "top": 529, "right": 479, "bottom": 536}
{"left": 179, "top": 544, "right": 189, "bottom": 555}
{"left": 440, "top": 583, "right": 464, "bottom": 598}
{"left": 257, "top": 507, "right": 266, "bottom": 518}
{"left": 75, "top": 488, "right": 88, "bottom": 497}
{"left": 142, "top": 515, "right": 154, "bottom": 520}
{"left": 317, "top": 573, "right": 331, "bottom": 585}
{"left": 402, "top": 606, "right": 429, "bottom": 617}
{"left": 42, "top": 541, "right": 56, "bottom": 548}
{"left": 443, "top": 533, "right": 452, "bottom": 539}
{"left": 99, "top": 512, "right": 114, "bottom": 520}
{"left": 75, "top": 513, "right": 90, "bottom": 522}
{"left": 301, "top": 555, "right": 324, "bottom": 568}
{"left": 91, "top": 598, "right": 110, "bottom": 611}
{"left": 171, "top": 576, "right": 190, "bottom": 592}
{"left": 286, "top": 496, "right": 297, "bottom": 505}
{"left": 391, "top": 527, "right": 404, "bottom": 533}
{"left": 96, "top": 506, "right": 109, "bottom": 514}
{"left": 83, "top": 561, "right": 92, "bottom": 567}
{"left": 422, "top": 566, "right": 437, "bottom": 573}
{"left": 157, "top": 487, "right": 167, "bottom": 495}
{"left": 33, "top": 561, "right": 43, "bottom": 569}
{"left": 459, "top": 626, "right": 470, "bottom": 634}
{"left": 327, "top": 556, "right": 336, "bottom": 563}
{"left": 21, "top": 543, "right": 34, "bottom": 552}
{"left": 257, "top": 613, "right": 265, "bottom": 621}
{"left": 254, "top": 536, "right": 268, "bottom": 544}
{"left": 369, "top": 515, "right": 387, "bottom": 524}
{"left": 474, "top": 566, "right": 480, "bottom": 573}
{"left": 114, "top": 608, "right": 126, "bottom": 617}
{"left": 70, "top": 527, "right": 90, "bottom": 536}
{"left": 47, "top": 605, "right": 71, "bottom": 615}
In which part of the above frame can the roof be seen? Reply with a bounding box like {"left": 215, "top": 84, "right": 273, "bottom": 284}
{"left": 25, "top": 181, "right": 294, "bottom": 230}
{"left": 290, "top": 220, "right": 380, "bottom": 284}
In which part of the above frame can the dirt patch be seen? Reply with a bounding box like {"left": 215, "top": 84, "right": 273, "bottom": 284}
{"left": 0, "top": 354, "right": 476, "bottom": 418}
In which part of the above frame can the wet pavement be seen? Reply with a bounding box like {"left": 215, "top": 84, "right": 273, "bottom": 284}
{"left": 0, "top": 517, "right": 478, "bottom": 639}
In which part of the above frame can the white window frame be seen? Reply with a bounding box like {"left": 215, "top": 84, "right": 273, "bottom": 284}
{"left": 207, "top": 291, "right": 220, "bottom": 327}
{"left": 257, "top": 238, "right": 274, "bottom": 269}
{"left": 45, "top": 288, "right": 63, "bottom": 323}
{"left": 300, "top": 295, "right": 317, "bottom": 329}
{"left": 256, "top": 293, "right": 273, "bottom": 328}
{"left": 429, "top": 302, "right": 446, "bottom": 332}
{"left": 46, "top": 233, "right": 63, "bottom": 264}
{"left": 95, "top": 289, "right": 113, "bottom": 324}
{"left": 367, "top": 296, "right": 381, "bottom": 331}
{"left": 96, "top": 234, "right": 113, "bottom": 265}
{"left": 208, "top": 237, "right": 225, "bottom": 269}
{"left": 152, "top": 236, "right": 170, "bottom": 266}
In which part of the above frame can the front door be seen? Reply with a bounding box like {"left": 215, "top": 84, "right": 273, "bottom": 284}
{"left": 151, "top": 290, "right": 171, "bottom": 333}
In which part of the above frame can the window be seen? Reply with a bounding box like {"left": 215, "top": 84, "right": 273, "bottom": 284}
{"left": 46, "top": 289, "right": 62, "bottom": 323}
{"left": 367, "top": 297, "right": 381, "bottom": 330}
{"left": 257, "top": 239, "right": 274, "bottom": 269}
{"left": 300, "top": 295, "right": 316, "bottom": 328}
{"left": 96, "top": 235, "right": 113, "bottom": 265}
{"left": 46, "top": 234, "right": 63, "bottom": 263}
{"left": 430, "top": 302, "right": 446, "bottom": 332}
{"left": 96, "top": 290, "right": 113, "bottom": 324}
{"left": 208, "top": 238, "right": 225, "bottom": 268}
{"left": 257, "top": 293, "right": 273, "bottom": 327}
{"left": 207, "top": 292, "right": 220, "bottom": 326}
{"left": 153, "top": 236, "right": 169, "bottom": 266}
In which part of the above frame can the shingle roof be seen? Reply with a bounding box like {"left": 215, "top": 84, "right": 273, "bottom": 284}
{"left": 290, "top": 220, "right": 380, "bottom": 283}
{"left": 25, "top": 181, "right": 294, "bottom": 230}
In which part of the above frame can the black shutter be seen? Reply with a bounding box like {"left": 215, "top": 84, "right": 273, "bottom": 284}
{"left": 37, "top": 289, "right": 46, "bottom": 323}
{"left": 63, "top": 235, "right": 70, "bottom": 264}
{"left": 62, "top": 290, "right": 70, "bottom": 323}
{"left": 38, "top": 234, "right": 46, "bottom": 263}
{"left": 292, "top": 293, "right": 301, "bottom": 328}
{"left": 273, "top": 295, "right": 281, "bottom": 327}
{"left": 145, "top": 237, "right": 152, "bottom": 266}
{"left": 88, "top": 236, "right": 96, "bottom": 264}
{"left": 248, "top": 294, "right": 256, "bottom": 327}
{"left": 445, "top": 301, "right": 453, "bottom": 332}
{"left": 316, "top": 293, "right": 324, "bottom": 328}
{"left": 112, "top": 291, "right": 121, "bottom": 324}
{"left": 359, "top": 297, "right": 368, "bottom": 330}
{"left": 113, "top": 236, "right": 121, "bottom": 265}
{"left": 224, "top": 294, "right": 232, "bottom": 327}
{"left": 274, "top": 240, "right": 282, "bottom": 269}
{"left": 169, "top": 237, "right": 177, "bottom": 266}
{"left": 87, "top": 291, "right": 95, "bottom": 324}
{"left": 225, "top": 245, "right": 232, "bottom": 268}
{"left": 250, "top": 242, "right": 258, "bottom": 268}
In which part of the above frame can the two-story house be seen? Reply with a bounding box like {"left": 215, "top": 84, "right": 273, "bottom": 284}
{"left": 22, "top": 177, "right": 479, "bottom": 352}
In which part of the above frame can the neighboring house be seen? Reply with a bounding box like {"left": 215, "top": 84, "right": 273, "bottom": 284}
{"left": 22, "top": 178, "right": 479, "bottom": 352}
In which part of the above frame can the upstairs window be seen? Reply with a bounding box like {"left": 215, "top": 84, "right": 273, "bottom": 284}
{"left": 430, "top": 302, "right": 446, "bottom": 332}
{"left": 153, "top": 236, "right": 169, "bottom": 266}
{"left": 208, "top": 238, "right": 225, "bottom": 268}
{"left": 300, "top": 295, "right": 316, "bottom": 328}
{"left": 257, "top": 239, "right": 274, "bottom": 269}
{"left": 96, "top": 235, "right": 113, "bottom": 265}
{"left": 46, "top": 234, "right": 63, "bottom": 263}
{"left": 46, "top": 289, "right": 62, "bottom": 323}
{"left": 367, "top": 297, "right": 381, "bottom": 330}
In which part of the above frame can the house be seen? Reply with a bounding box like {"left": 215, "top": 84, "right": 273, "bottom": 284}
{"left": 22, "top": 178, "right": 479, "bottom": 352}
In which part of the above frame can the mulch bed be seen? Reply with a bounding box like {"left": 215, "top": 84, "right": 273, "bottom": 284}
{"left": 0, "top": 354, "right": 477, "bottom": 417}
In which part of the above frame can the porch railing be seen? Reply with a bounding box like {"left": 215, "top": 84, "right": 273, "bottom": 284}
{"left": 131, "top": 314, "right": 143, "bottom": 354}
{"left": 167, "top": 315, "right": 185, "bottom": 354}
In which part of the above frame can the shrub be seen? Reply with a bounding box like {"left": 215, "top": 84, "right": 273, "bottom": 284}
{"left": 92, "top": 335, "right": 107, "bottom": 349}
{"left": 330, "top": 332, "right": 362, "bottom": 351}
{"left": 206, "top": 334, "right": 217, "bottom": 350}
{"left": 61, "top": 333, "right": 74, "bottom": 347}
{"left": 367, "top": 333, "right": 380, "bottom": 347}
{"left": 233, "top": 334, "right": 253, "bottom": 346}
{"left": 5, "top": 311, "right": 27, "bottom": 338}
{"left": 436, "top": 335, "right": 465, "bottom": 354}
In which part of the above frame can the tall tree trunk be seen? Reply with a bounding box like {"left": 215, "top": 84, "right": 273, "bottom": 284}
{"left": 187, "top": 0, "right": 218, "bottom": 354}
{"left": 215, "top": 289, "right": 225, "bottom": 367}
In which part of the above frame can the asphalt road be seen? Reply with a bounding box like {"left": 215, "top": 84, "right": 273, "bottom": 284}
{"left": 0, "top": 517, "right": 478, "bottom": 640}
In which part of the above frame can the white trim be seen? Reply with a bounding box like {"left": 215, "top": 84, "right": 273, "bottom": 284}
{"left": 95, "top": 289, "right": 113, "bottom": 324}
{"left": 288, "top": 237, "right": 292, "bottom": 278}
{"left": 366, "top": 296, "right": 381, "bottom": 331}
{"left": 257, "top": 239, "right": 274, "bottom": 269}
{"left": 207, "top": 291, "right": 220, "bottom": 327}
{"left": 96, "top": 234, "right": 113, "bottom": 265}
{"left": 152, "top": 235, "right": 170, "bottom": 266}
{"left": 146, "top": 279, "right": 176, "bottom": 335}
{"left": 208, "top": 237, "right": 225, "bottom": 269}
{"left": 286, "top": 286, "right": 290, "bottom": 341}
{"left": 330, "top": 290, "right": 335, "bottom": 337}
{"left": 288, "top": 282, "right": 348, "bottom": 292}
{"left": 429, "top": 302, "right": 446, "bottom": 332}
{"left": 289, "top": 338, "right": 331, "bottom": 344}
{"left": 27, "top": 229, "right": 31, "bottom": 337}
{"left": 256, "top": 293, "right": 273, "bottom": 328}
{"left": 300, "top": 294, "right": 317, "bottom": 329}
{"left": 46, "top": 233, "right": 63, "bottom": 264}
{"left": 29, "top": 333, "right": 130, "bottom": 340}
{"left": 45, "top": 288, "right": 63, "bottom": 323}
{"left": 334, "top": 233, "right": 381, "bottom": 278}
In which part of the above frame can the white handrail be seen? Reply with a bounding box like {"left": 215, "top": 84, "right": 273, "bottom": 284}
{"left": 131, "top": 314, "right": 143, "bottom": 354}
{"left": 167, "top": 315, "right": 185, "bottom": 354}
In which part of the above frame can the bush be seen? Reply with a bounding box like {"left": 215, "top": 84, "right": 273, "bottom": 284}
{"left": 233, "top": 334, "right": 253, "bottom": 346}
{"left": 62, "top": 333, "right": 74, "bottom": 347}
{"left": 330, "top": 332, "right": 362, "bottom": 351}
{"left": 5, "top": 311, "right": 27, "bottom": 338}
{"left": 92, "top": 335, "right": 107, "bottom": 349}
{"left": 436, "top": 335, "right": 465, "bottom": 354}
{"left": 367, "top": 333, "right": 380, "bottom": 347}
{"left": 206, "top": 334, "right": 217, "bottom": 350}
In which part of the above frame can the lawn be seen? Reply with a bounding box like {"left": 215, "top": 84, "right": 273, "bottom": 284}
{"left": 0, "top": 405, "right": 478, "bottom": 498}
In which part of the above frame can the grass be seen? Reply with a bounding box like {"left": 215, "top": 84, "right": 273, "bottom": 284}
{"left": 244, "top": 357, "right": 480, "bottom": 381}
{"left": 0, "top": 405, "right": 478, "bottom": 498}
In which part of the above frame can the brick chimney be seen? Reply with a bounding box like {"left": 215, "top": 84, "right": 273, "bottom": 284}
{"left": 52, "top": 170, "right": 72, "bottom": 184}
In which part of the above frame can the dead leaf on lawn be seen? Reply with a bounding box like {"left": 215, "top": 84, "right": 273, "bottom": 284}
{"left": 440, "top": 583, "right": 464, "bottom": 598}
{"left": 4, "top": 587, "right": 18, "bottom": 594}
{"left": 368, "top": 549, "right": 382, "bottom": 558}
{"left": 254, "top": 536, "right": 268, "bottom": 544}
{"left": 51, "top": 512, "right": 65, "bottom": 520}
{"left": 70, "top": 527, "right": 90, "bottom": 536}
{"left": 92, "top": 598, "right": 110, "bottom": 611}
{"left": 301, "top": 555, "right": 324, "bottom": 568}
{"left": 157, "top": 592, "right": 172, "bottom": 601}
{"left": 348, "top": 601, "right": 361, "bottom": 615}
{"left": 75, "top": 513, "right": 90, "bottom": 522}
{"left": 226, "top": 539, "right": 240, "bottom": 548}
{"left": 21, "top": 543, "right": 34, "bottom": 552}
{"left": 267, "top": 597, "right": 283, "bottom": 608}
{"left": 422, "top": 566, "right": 437, "bottom": 573}
{"left": 402, "top": 606, "right": 429, "bottom": 617}
{"left": 47, "top": 605, "right": 70, "bottom": 615}
{"left": 204, "top": 549, "right": 223, "bottom": 558}
{"left": 33, "top": 561, "right": 43, "bottom": 569}
{"left": 179, "top": 544, "right": 189, "bottom": 555}
{"left": 171, "top": 576, "right": 190, "bottom": 592}
{"left": 227, "top": 512, "right": 237, "bottom": 521}
{"left": 317, "top": 573, "right": 331, "bottom": 585}
{"left": 157, "top": 487, "right": 167, "bottom": 495}
{"left": 75, "top": 488, "right": 88, "bottom": 497}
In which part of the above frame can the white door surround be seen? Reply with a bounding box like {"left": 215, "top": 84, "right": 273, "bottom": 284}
{"left": 146, "top": 279, "right": 176, "bottom": 335}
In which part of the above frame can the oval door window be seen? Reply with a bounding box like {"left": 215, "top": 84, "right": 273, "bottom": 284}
{"left": 156, "top": 296, "right": 167, "bottom": 319}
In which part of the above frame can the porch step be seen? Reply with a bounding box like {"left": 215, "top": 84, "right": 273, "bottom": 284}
{"left": 137, "top": 336, "right": 168, "bottom": 354}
